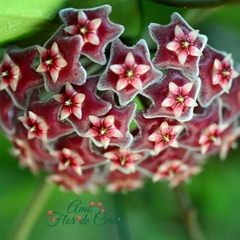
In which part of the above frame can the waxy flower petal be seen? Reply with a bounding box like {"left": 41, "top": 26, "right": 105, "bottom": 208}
{"left": 143, "top": 70, "right": 200, "bottom": 122}
{"left": 36, "top": 42, "right": 67, "bottom": 83}
{"left": 59, "top": 5, "right": 124, "bottom": 64}
{"left": 148, "top": 121, "right": 184, "bottom": 155}
{"left": 50, "top": 148, "right": 84, "bottom": 175}
{"left": 53, "top": 82, "right": 85, "bottom": 120}
{"left": 18, "top": 111, "right": 48, "bottom": 143}
{"left": 98, "top": 38, "right": 163, "bottom": 106}
{"left": 37, "top": 26, "right": 86, "bottom": 93}
{"left": 198, "top": 45, "right": 239, "bottom": 107}
{"left": 103, "top": 147, "right": 144, "bottom": 173}
{"left": 57, "top": 76, "right": 111, "bottom": 137}
{"left": 1, "top": 47, "right": 43, "bottom": 109}
{"left": 85, "top": 115, "right": 123, "bottom": 149}
{"left": 199, "top": 123, "right": 228, "bottom": 155}
{"left": 149, "top": 12, "right": 207, "bottom": 77}
{"left": 0, "top": 53, "right": 20, "bottom": 91}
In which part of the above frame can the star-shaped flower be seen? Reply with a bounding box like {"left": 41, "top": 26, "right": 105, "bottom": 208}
{"left": 149, "top": 12, "right": 207, "bottom": 77}
{"left": 36, "top": 42, "right": 67, "bottom": 83}
{"left": 63, "top": 10, "right": 102, "bottom": 46}
{"left": 0, "top": 53, "right": 20, "bottom": 91}
{"left": 166, "top": 25, "right": 203, "bottom": 65}
{"left": 53, "top": 82, "right": 85, "bottom": 120}
{"left": 18, "top": 111, "right": 48, "bottom": 143}
{"left": 198, "top": 45, "right": 239, "bottom": 107}
{"left": 103, "top": 147, "right": 144, "bottom": 173}
{"left": 212, "top": 53, "right": 239, "bottom": 93}
{"left": 199, "top": 123, "right": 228, "bottom": 155}
{"left": 85, "top": 115, "right": 123, "bottom": 149}
{"left": 59, "top": 5, "right": 124, "bottom": 64}
{"left": 26, "top": 93, "right": 74, "bottom": 141}
{"left": 178, "top": 100, "right": 221, "bottom": 151}
{"left": 153, "top": 160, "right": 189, "bottom": 188}
{"left": 85, "top": 91, "right": 136, "bottom": 149}
{"left": 109, "top": 52, "right": 150, "bottom": 91}
{"left": 50, "top": 148, "right": 84, "bottom": 175}
{"left": 98, "top": 39, "right": 162, "bottom": 106}
{"left": 36, "top": 26, "right": 86, "bottom": 93}
{"left": 161, "top": 81, "right": 198, "bottom": 119}
{"left": 54, "top": 76, "right": 111, "bottom": 136}
{"left": 143, "top": 70, "right": 200, "bottom": 122}
{"left": 148, "top": 121, "right": 184, "bottom": 155}
{"left": 53, "top": 134, "right": 107, "bottom": 167}
{"left": 1, "top": 47, "right": 43, "bottom": 108}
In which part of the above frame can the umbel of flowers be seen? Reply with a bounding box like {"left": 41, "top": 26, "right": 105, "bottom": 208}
{"left": 1, "top": 4, "right": 240, "bottom": 193}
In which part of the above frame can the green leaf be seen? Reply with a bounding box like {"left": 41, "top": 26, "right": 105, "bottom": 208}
{"left": 0, "top": 0, "right": 142, "bottom": 47}
{"left": 145, "top": 0, "right": 240, "bottom": 8}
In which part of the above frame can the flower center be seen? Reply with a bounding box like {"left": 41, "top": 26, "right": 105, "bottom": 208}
{"left": 45, "top": 59, "right": 53, "bottom": 65}
{"left": 176, "top": 95, "right": 185, "bottom": 103}
{"left": 99, "top": 127, "right": 107, "bottom": 136}
{"left": 80, "top": 26, "right": 88, "bottom": 35}
{"left": 209, "top": 134, "right": 216, "bottom": 142}
{"left": 126, "top": 69, "right": 134, "bottom": 78}
{"left": 29, "top": 125, "right": 37, "bottom": 132}
{"left": 182, "top": 41, "right": 190, "bottom": 48}
{"left": 222, "top": 69, "right": 230, "bottom": 77}
{"left": 64, "top": 159, "right": 71, "bottom": 166}
{"left": 161, "top": 134, "right": 170, "bottom": 143}
{"left": 64, "top": 99, "right": 73, "bottom": 106}
{"left": 119, "top": 156, "right": 127, "bottom": 166}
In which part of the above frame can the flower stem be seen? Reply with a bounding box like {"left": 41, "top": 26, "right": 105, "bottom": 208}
{"left": 10, "top": 179, "right": 55, "bottom": 240}
{"left": 173, "top": 185, "right": 205, "bottom": 240}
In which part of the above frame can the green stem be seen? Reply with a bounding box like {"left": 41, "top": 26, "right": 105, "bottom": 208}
{"left": 173, "top": 185, "right": 205, "bottom": 240}
{"left": 10, "top": 179, "right": 55, "bottom": 240}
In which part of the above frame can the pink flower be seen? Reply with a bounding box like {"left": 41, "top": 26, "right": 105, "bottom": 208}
{"left": 0, "top": 53, "right": 20, "bottom": 91}
{"left": 212, "top": 53, "right": 239, "bottom": 93}
{"left": 50, "top": 148, "right": 84, "bottom": 175}
{"left": 110, "top": 52, "right": 150, "bottom": 91}
{"left": 143, "top": 70, "right": 200, "bottom": 122}
{"left": 161, "top": 81, "right": 198, "bottom": 119}
{"left": 103, "top": 147, "right": 143, "bottom": 172}
{"left": 63, "top": 9, "right": 102, "bottom": 46}
{"left": 89, "top": 202, "right": 95, "bottom": 207}
{"left": 55, "top": 76, "right": 111, "bottom": 137}
{"left": 148, "top": 121, "right": 184, "bottom": 155}
{"left": 53, "top": 83, "right": 85, "bottom": 120}
{"left": 97, "top": 202, "right": 102, "bottom": 207}
{"left": 18, "top": 111, "right": 48, "bottom": 143}
{"left": 199, "top": 123, "right": 228, "bottom": 155}
{"left": 166, "top": 25, "right": 203, "bottom": 65}
{"left": 59, "top": 5, "right": 124, "bottom": 64}
{"left": 36, "top": 42, "right": 67, "bottom": 83}
{"left": 106, "top": 171, "right": 143, "bottom": 193}
{"left": 98, "top": 39, "right": 162, "bottom": 106}
{"left": 153, "top": 160, "right": 188, "bottom": 182}
{"left": 85, "top": 115, "right": 123, "bottom": 149}
{"left": 149, "top": 12, "right": 207, "bottom": 77}
{"left": 76, "top": 216, "right": 82, "bottom": 221}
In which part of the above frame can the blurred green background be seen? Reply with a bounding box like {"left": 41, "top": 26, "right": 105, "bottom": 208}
{"left": 1, "top": 1, "right": 240, "bottom": 239}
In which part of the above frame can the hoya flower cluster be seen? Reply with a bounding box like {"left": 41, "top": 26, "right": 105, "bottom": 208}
{"left": 1, "top": 4, "right": 240, "bottom": 193}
